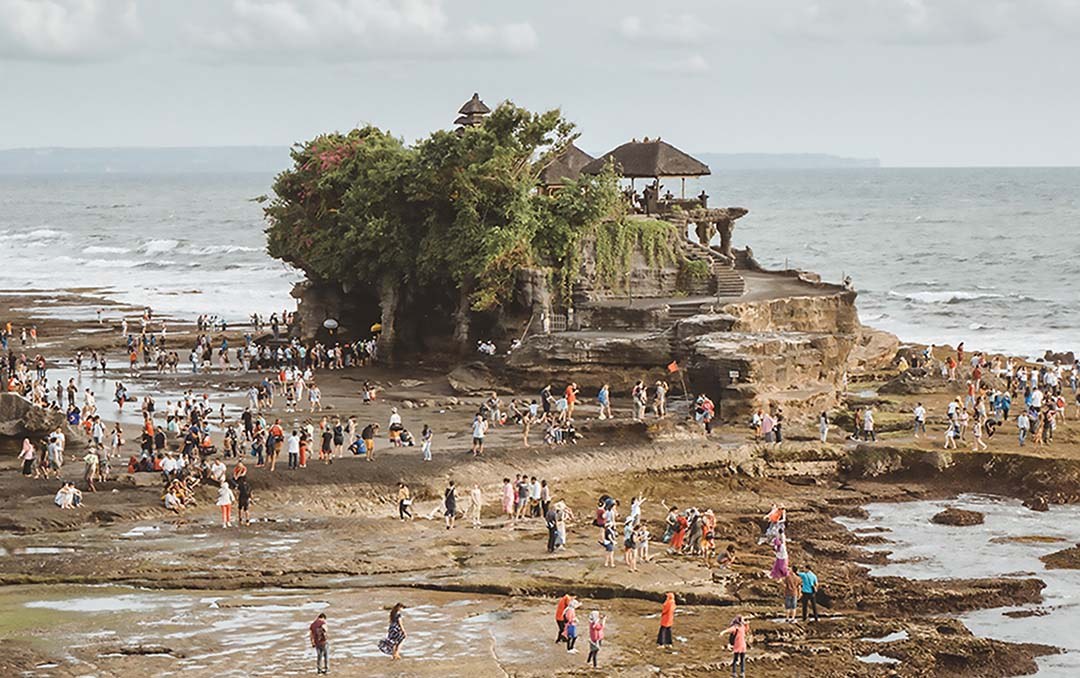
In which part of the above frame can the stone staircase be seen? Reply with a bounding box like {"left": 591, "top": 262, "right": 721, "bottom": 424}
{"left": 683, "top": 240, "right": 745, "bottom": 297}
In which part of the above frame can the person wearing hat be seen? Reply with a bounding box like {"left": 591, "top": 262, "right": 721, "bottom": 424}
{"left": 586, "top": 611, "right": 607, "bottom": 668}
{"left": 720, "top": 615, "right": 752, "bottom": 677}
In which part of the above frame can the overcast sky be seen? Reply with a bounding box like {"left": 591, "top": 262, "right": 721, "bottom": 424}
{"left": 1, "top": 0, "right": 1078, "bottom": 166}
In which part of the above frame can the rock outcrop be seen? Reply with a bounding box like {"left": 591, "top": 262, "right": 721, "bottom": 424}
{"left": 0, "top": 393, "right": 75, "bottom": 440}
{"left": 931, "top": 508, "right": 985, "bottom": 526}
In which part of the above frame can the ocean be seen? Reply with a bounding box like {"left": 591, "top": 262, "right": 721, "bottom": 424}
{"left": 1, "top": 168, "right": 1076, "bottom": 357}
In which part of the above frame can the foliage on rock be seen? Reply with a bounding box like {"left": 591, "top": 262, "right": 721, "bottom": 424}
{"left": 264, "top": 103, "right": 625, "bottom": 314}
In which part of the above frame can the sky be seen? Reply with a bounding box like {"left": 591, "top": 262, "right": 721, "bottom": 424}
{"left": 1, "top": 0, "right": 1079, "bottom": 167}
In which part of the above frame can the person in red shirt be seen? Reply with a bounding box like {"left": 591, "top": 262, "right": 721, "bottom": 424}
{"left": 309, "top": 613, "right": 329, "bottom": 674}
{"left": 657, "top": 592, "right": 675, "bottom": 647}
{"left": 565, "top": 383, "right": 579, "bottom": 419}
{"left": 555, "top": 593, "right": 575, "bottom": 644}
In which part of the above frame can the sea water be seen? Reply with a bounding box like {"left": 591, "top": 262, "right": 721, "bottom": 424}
{"left": 1, "top": 168, "right": 1078, "bottom": 355}
{"left": 837, "top": 494, "right": 1080, "bottom": 675}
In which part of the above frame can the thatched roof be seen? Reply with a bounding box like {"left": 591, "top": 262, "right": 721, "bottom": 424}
{"left": 539, "top": 143, "right": 595, "bottom": 186}
{"left": 581, "top": 139, "right": 710, "bottom": 178}
{"left": 458, "top": 93, "right": 491, "bottom": 115}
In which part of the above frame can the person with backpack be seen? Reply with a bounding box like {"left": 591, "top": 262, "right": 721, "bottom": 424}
{"left": 721, "top": 616, "right": 752, "bottom": 677}
{"left": 309, "top": 612, "right": 329, "bottom": 674}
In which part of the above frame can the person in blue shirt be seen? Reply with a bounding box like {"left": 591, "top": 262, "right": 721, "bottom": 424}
{"left": 797, "top": 565, "right": 819, "bottom": 622}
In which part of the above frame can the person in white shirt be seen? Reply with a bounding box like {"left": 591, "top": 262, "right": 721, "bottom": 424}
{"left": 470, "top": 415, "right": 488, "bottom": 456}
{"left": 913, "top": 403, "right": 927, "bottom": 438}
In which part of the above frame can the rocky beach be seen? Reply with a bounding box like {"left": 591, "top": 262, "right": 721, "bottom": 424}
{"left": 1, "top": 277, "right": 1079, "bottom": 677}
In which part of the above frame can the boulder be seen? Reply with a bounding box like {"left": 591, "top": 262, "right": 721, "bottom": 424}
{"left": 931, "top": 508, "right": 984, "bottom": 526}
{"left": 879, "top": 369, "right": 936, "bottom": 395}
{"left": 1043, "top": 350, "right": 1075, "bottom": 365}
{"left": 447, "top": 362, "right": 505, "bottom": 395}
{"left": 847, "top": 326, "right": 900, "bottom": 373}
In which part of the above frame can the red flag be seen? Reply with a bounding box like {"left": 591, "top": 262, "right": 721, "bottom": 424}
{"left": 667, "top": 361, "right": 679, "bottom": 373}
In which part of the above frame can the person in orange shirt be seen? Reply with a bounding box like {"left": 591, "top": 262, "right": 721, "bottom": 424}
{"left": 554, "top": 593, "right": 575, "bottom": 644}
{"left": 657, "top": 592, "right": 675, "bottom": 647}
{"left": 565, "top": 383, "right": 579, "bottom": 419}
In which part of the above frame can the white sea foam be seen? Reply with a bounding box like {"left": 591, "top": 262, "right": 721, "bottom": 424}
{"left": 141, "top": 238, "right": 180, "bottom": 253}
{"left": 189, "top": 245, "right": 262, "bottom": 255}
{"left": 83, "top": 245, "right": 131, "bottom": 254}
{"left": 888, "top": 290, "right": 1003, "bottom": 304}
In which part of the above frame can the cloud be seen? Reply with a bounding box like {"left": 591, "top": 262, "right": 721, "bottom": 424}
{"left": 647, "top": 54, "right": 709, "bottom": 75}
{"left": 618, "top": 12, "right": 709, "bottom": 45}
{"left": 774, "top": 0, "right": 1080, "bottom": 45}
{"left": 190, "top": 0, "right": 537, "bottom": 60}
{"left": 0, "top": 0, "right": 139, "bottom": 61}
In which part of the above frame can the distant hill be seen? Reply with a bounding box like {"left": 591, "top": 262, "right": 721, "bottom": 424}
{"left": 0, "top": 146, "right": 292, "bottom": 174}
{"left": 695, "top": 153, "right": 880, "bottom": 170}
{"left": 0, "top": 147, "right": 880, "bottom": 174}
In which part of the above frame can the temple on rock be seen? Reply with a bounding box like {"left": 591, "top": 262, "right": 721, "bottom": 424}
{"left": 287, "top": 94, "right": 897, "bottom": 423}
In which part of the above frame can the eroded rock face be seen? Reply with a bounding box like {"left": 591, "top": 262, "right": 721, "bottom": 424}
{"left": 721, "top": 293, "right": 860, "bottom": 334}
{"left": 931, "top": 508, "right": 985, "bottom": 526}
{"left": 447, "top": 362, "right": 507, "bottom": 395}
{"left": 0, "top": 393, "right": 74, "bottom": 439}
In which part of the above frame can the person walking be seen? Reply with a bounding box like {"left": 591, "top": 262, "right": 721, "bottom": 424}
{"left": 782, "top": 569, "right": 801, "bottom": 622}
{"left": 797, "top": 565, "right": 820, "bottom": 622}
{"left": 721, "top": 616, "right": 752, "bottom": 678}
{"left": 377, "top": 603, "right": 407, "bottom": 660}
{"left": 555, "top": 593, "right": 574, "bottom": 644}
{"left": 444, "top": 480, "right": 457, "bottom": 530}
{"left": 657, "top": 592, "right": 675, "bottom": 648}
{"left": 217, "top": 480, "right": 235, "bottom": 528}
{"left": 586, "top": 611, "right": 606, "bottom": 668}
{"left": 397, "top": 482, "right": 413, "bottom": 521}
{"left": 468, "top": 483, "right": 483, "bottom": 527}
{"left": 309, "top": 612, "right": 329, "bottom": 674}
{"left": 562, "top": 599, "right": 580, "bottom": 653}
{"left": 913, "top": 402, "right": 926, "bottom": 438}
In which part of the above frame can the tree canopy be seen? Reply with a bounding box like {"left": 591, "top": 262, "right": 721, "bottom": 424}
{"left": 265, "top": 102, "right": 623, "bottom": 318}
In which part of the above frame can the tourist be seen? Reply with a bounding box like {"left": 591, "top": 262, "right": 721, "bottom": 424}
{"left": 378, "top": 603, "right": 407, "bottom": 660}
{"left": 397, "top": 482, "right": 412, "bottom": 521}
{"left": 545, "top": 502, "right": 558, "bottom": 553}
{"left": 1017, "top": 410, "right": 1030, "bottom": 446}
{"left": 502, "top": 477, "right": 515, "bottom": 526}
{"left": 586, "top": 611, "right": 606, "bottom": 668}
{"left": 622, "top": 517, "right": 639, "bottom": 571}
{"left": 913, "top": 402, "right": 927, "bottom": 438}
{"left": 597, "top": 383, "right": 612, "bottom": 420}
{"left": 562, "top": 599, "right": 580, "bottom": 653}
{"left": 863, "top": 406, "right": 876, "bottom": 442}
{"left": 82, "top": 449, "right": 99, "bottom": 492}
{"left": 782, "top": 569, "right": 801, "bottom": 622}
{"left": 565, "top": 382, "right": 579, "bottom": 419}
{"left": 471, "top": 413, "right": 487, "bottom": 456}
{"left": 309, "top": 612, "right": 329, "bottom": 674}
{"left": 657, "top": 592, "right": 676, "bottom": 648}
{"left": 421, "top": 424, "right": 432, "bottom": 461}
{"left": 944, "top": 416, "right": 959, "bottom": 449}
{"left": 818, "top": 411, "right": 829, "bottom": 442}
{"left": 18, "top": 438, "right": 35, "bottom": 477}
{"left": 797, "top": 565, "right": 820, "bottom": 622}
{"left": 654, "top": 380, "right": 668, "bottom": 417}
{"left": 554, "top": 500, "right": 573, "bottom": 549}
{"left": 631, "top": 380, "right": 646, "bottom": 421}
{"left": 720, "top": 616, "right": 752, "bottom": 678}
{"left": 468, "top": 483, "right": 483, "bottom": 527}
{"left": 770, "top": 530, "right": 789, "bottom": 579}
{"left": 600, "top": 519, "right": 616, "bottom": 567}
{"left": 361, "top": 423, "right": 378, "bottom": 461}
{"left": 236, "top": 474, "right": 252, "bottom": 526}
{"left": 971, "top": 412, "right": 988, "bottom": 450}
{"left": 217, "top": 480, "right": 235, "bottom": 528}
{"left": 718, "top": 543, "right": 738, "bottom": 569}
{"left": 444, "top": 479, "right": 457, "bottom": 530}
{"left": 554, "top": 593, "right": 574, "bottom": 644}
